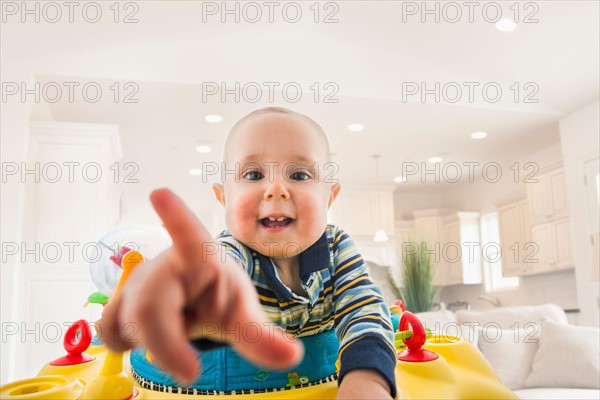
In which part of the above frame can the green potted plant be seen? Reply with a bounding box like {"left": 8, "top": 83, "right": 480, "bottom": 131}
{"left": 386, "top": 241, "right": 439, "bottom": 313}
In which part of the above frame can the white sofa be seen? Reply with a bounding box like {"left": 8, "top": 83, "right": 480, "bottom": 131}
{"left": 415, "top": 303, "right": 600, "bottom": 399}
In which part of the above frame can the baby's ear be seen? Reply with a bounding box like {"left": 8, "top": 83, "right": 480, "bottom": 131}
{"left": 327, "top": 183, "right": 341, "bottom": 208}
{"left": 212, "top": 183, "right": 226, "bottom": 206}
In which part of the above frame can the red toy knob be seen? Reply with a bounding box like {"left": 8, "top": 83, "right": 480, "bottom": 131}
{"left": 50, "top": 320, "right": 95, "bottom": 366}
{"left": 399, "top": 311, "right": 427, "bottom": 351}
{"left": 64, "top": 319, "right": 92, "bottom": 354}
{"left": 397, "top": 311, "right": 438, "bottom": 363}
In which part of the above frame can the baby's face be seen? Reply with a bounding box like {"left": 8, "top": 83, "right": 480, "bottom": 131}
{"left": 213, "top": 113, "right": 339, "bottom": 259}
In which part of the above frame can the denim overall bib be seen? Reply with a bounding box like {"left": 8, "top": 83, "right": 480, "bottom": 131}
{"left": 130, "top": 330, "right": 339, "bottom": 395}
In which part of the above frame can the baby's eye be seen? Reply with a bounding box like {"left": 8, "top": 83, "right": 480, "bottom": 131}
{"left": 290, "top": 171, "right": 311, "bottom": 181}
{"left": 243, "top": 171, "right": 264, "bottom": 181}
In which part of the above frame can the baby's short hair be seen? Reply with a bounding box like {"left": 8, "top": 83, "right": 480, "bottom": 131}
{"left": 230, "top": 106, "right": 326, "bottom": 139}
{"left": 225, "top": 107, "right": 331, "bottom": 163}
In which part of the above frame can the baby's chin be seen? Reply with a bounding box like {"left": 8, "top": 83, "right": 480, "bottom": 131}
{"left": 227, "top": 223, "right": 327, "bottom": 257}
{"left": 247, "top": 243, "right": 305, "bottom": 259}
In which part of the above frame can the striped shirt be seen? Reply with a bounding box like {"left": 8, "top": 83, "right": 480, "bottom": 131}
{"left": 217, "top": 224, "right": 397, "bottom": 397}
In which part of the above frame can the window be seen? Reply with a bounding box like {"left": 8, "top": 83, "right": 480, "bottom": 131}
{"left": 480, "top": 212, "right": 519, "bottom": 292}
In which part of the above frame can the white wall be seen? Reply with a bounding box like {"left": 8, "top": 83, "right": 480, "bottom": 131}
{"left": 0, "top": 62, "right": 33, "bottom": 384}
{"left": 444, "top": 143, "right": 564, "bottom": 213}
{"left": 559, "top": 100, "right": 600, "bottom": 327}
{"left": 393, "top": 142, "right": 563, "bottom": 217}
{"left": 393, "top": 190, "right": 447, "bottom": 220}
{"left": 116, "top": 156, "right": 226, "bottom": 238}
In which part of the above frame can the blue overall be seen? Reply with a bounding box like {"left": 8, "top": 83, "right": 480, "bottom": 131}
{"left": 130, "top": 329, "right": 339, "bottom": 393}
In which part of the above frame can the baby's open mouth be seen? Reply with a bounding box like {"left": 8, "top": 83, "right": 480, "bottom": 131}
{"left": 260, "top": 216, "right": 294, "bottom": 228}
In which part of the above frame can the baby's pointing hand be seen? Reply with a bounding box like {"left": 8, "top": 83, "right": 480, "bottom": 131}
{"left": 98, "top": 188, "right": 303, "bottom": 384}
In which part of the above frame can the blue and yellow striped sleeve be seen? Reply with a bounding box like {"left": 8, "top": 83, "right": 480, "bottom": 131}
{"left": 332, "top": 227, "right": 397, "bottom": 398}
{"left": 216, "top": 231, "right": 253, "bottom": 275}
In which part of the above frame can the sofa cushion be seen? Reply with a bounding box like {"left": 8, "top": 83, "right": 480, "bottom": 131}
{"left": 415, "top": 309, "right": 457, "bottom": 330}
{"left": 455, "top": 303, "right": 567, "bottom": 329}
{"left": 478, "top": 326, "right": 540, "bottom": 389}
{"left": 514, "top": 388, "right": 600, "bottom": 399}
{"left": 525, "top": 319, "right": 600, "bottom": 389}
{"left": 415, "top": 310, "right": 478, "bottom": 346}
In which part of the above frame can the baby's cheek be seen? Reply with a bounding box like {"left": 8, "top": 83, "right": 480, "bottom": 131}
{"left": 235, "top": 194, "right": 257, "bottom": 217}
{"left": 227, "top": 194, "right": 257, "bottom": 234}
{"left": 301, "top": 192, "right": 329, "bottom": 228}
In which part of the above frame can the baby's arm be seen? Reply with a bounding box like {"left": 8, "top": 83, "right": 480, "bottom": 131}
{"left": 332, "top": 228, "right": 397, "bottom": 399}
{"left": 337, "top": 370, "right": 392, "bottom": 399}
{"left": 98, "top": 189, "right": 303, "bottom": 384}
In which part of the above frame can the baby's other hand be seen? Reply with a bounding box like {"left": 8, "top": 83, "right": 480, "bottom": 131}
{"left": 98, "top": 189, "right": 303, "bottom": 384}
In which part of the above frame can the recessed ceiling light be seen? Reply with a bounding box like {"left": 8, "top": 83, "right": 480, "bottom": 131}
{"left": 189, "top": 169, "right": 203, "bottom": 176}
{"left": 394, "top": 176, "right": 407, "bottom": 183}
{"left": 196, "top": 145, "right": 212, "bottom": 153}
{"left": 428, "top": 156, "right": 442, "bottom": 164}
{"left": 496, "top": 18, "right": 516, "bottom": 32}
{"left": 205, "top": 114, "right": 223, "bottom": 123}
{"left": 347, "top": 123, "right": 364, "bottom": 132}
{"left": 471, "top": 131, "right": 488, "bottom": 140}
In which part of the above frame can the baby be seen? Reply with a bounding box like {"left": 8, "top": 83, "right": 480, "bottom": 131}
{"left": 100, "top": 107, "right": 397, "bottom": 399}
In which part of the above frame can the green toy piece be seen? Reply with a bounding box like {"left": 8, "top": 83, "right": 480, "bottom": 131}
{"left": 84, "top": 292, "right": 110, "bottom": 307}
{"left": 394, "top": 327, "right": 433, "bottom": 349}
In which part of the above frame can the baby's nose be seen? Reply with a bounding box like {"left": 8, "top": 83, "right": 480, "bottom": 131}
{"left": 264, "top": 180, "right": 290, "bottom": 200}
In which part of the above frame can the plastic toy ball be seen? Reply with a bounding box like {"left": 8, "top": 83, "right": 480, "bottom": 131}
{"left": 88, "top": 225, "right": 171, "bottom": 299}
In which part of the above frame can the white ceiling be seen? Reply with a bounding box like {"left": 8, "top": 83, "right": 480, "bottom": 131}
{"left": 3, "top": 1, "right": 599, "bottom": 192}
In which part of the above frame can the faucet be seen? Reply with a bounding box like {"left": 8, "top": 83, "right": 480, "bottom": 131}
{"left": 447, "top": 301, "right": 471, "bottom": 311}
{"left": 478, "top": 295, "right": 501, "bottom": 307}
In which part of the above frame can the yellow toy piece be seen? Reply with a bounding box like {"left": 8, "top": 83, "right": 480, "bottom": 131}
{"left": 113, "top": 250, "right": 144, "bottom": 296}
{"left": 400, "top": 336, "right": 518, "bottom": 399}
{"left": 79, "top": 250, "right": 144, "bottom": 400}
{"left": 145, "top": 350, "right": 154, "bottom": 364}
{"left": 389, "top": 305, "right": 404, "bottom": 315}
{"left": 0, "top": 376, "right": 84, "bottom": 400}
{"left": 82, "top": 350, "right": 133, "bottom": 400}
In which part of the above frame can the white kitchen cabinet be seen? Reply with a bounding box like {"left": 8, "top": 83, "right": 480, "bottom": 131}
{"left": 442, "top": 212, "right": 482, "bottom": 285}
{"left": 327, "top": 188, "right": 396, "bottom": 269}
{"left": 412, "top": 209, "right": 448, "bottom": 286}
{"left": 328, "top": 189, "right": 395, "bottom": 237}
{"left": 410, "top": 209, "right": 482, "bottom": 286}
{"left": 497, "top": 196, "right": 531, "bottom": 277}
{"left": 529, "top": 217, "right": 573, "bottom": 275}
{"left": 413, "top": 208, "right": 459, "bottom": 286}
{"left": 392, "top": 220, "right": 415, "bottom": 288}
{"left": 528, "top": 166, "right": 569, "bottom": 225}
{"left": 499, "top": 167, "right": 573, "bottom": 277}
{"left": 443, "top": 219, "right": 461, "bottom": 284}
{"left": 395, "top": 220, "right": 415, "bottom": 245}
{"left": 523, "top": 163, "right": 573, "bottom": 275}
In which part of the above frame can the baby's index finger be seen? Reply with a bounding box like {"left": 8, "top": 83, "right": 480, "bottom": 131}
{"left": 150, "top": 188, "right": 214, "bottom": 261}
